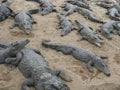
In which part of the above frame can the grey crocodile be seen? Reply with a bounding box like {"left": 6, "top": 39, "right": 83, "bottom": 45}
{"left": 77, "top": 7, "right": 105, "bottom": 23}
{"left": 61, "top": 2, "right": 78, "bottom": 16}
{"left": 96, "top": 2, "right": 114, "bottom": 9}
{"left": 42, "top": 40, "right": 110, "bottom": 76}
{"left": 10, "top": 9, "right": 39, "bottom": 35}
{"left": 2, "top": 46, "right": 71, "bottom": 90}
{"left": 66, "top": 0, "right": 92, "bottom": 11}
{"left": 0, "top": 39, "right": 29, "bottom": 64}
{"left": 75, "top": 20, "right": 103, "bottom": 47}
{"left": 26, "top": 0, "right": 57, "bottom": 15}
{"left": 57, "top": 13, "right": 75, "bottom": 36}
{"left": 96, "top": 21, "right": 120, "bottom": 39}
{"left": 0, "top": 0, "right": 14, "bottom": 21}
{"left": 106, "top": 7, "right": 120, "bottom": 21}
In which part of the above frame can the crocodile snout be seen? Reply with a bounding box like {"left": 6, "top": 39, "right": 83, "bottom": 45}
{"left": 106, "top": 73, "right": 111, "bottom": 77}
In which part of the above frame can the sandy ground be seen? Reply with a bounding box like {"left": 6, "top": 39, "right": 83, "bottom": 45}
{"left": 0, "top": 0, "right": 120, "bottom": 90}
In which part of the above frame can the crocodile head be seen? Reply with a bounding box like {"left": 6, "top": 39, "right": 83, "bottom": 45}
{"left": 43, "top": 77, "right": 70, "bottom": 90}
{"left": 0, "top": 13, "right": 5, "bottom": 21}
{"left": 94, "top": 57, "right": 110, "bottom": 76}
{"left": 98, "top": 28, "right": 112, "bottom": 40}
{"left": 57, "top": 13, "right": 65, "bottom": 21}
{"left": 21, "top": 20, "right": 32, "bottom": 34}
{"left": 61, "top": 28, "right": 71, "bottom": 37}
{"left": 8, "top": 39, "right": 30, "bottom": 55}
{"left": 90, "top": 35, "right": 103, "bottom": 47}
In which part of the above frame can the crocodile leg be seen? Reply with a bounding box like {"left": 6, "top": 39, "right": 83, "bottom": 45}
{"left": 53, "top": 69, "right": 72, "bottom": 82}
{"left": 87, "top": 61, "right": 94, "bottom": 72}
{"left": 9, "top": 23, "right": 18, "bottom": 29}
{"left": 100, "top": 56, "right": 108, "bottom": 59}
{"left": 65, "top": 9, "right": 74, "bottom": 16}
{"left": 5, "top": 52, "right": 23, "bottom": 66}
{"left": 21, "top": 78, "right": 34, "bottom": 90}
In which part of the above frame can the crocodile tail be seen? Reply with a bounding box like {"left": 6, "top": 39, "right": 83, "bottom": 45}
{"left": 42, "top": 40, "right": 59, "bottom": 50}
{"left": 28, "top": 8, "right": 40, "bottom": 14}
{"left": 91, "top": 17, "right": 105, "bottom": 24}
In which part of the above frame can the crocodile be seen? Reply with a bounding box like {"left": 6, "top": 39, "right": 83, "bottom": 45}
{"left": 57, "top": 13, "right": 75, "bottom": 36}
{"left": 61, "top": 2, "right": 78, "bottom": 16}
{"left": 0, "top": 39, "right": 29, "bottom": 64}
{"left": 75, "top": 20, "right": 103, "bottom": 47}
{"left": 42, "top": 40, "right": 110, "bottom": 76}
{"left": 0, "top": 41, "right": 9, "bottom": 49}
{"left": 96, "top": 21, "right": 120, "bottom": 39}
{"left": 106, "top": 7, "right": 120, "bottom": 21}
{"left": 96, "top": 2, "right": 114, "bottom": 9}
{"left": 66, "top": 0, "right": 92, "bottom": 11}
{"left": 0, "top": 0, "right": 14, "bottom": 21}
{"left": 10, "top": 9, "right": 39, "bottom": 35}
{"left": 26, "top": 0, "right": 57, "bottom": 15}
{"left": 77, "top": 7, "right": 105, "bottom": 23}
{"left": 3, "top": 46, "right": 71, "bottom": 90}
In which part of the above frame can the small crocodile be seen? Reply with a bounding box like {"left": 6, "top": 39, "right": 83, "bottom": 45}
{"left": 0, "top": 0, "right": 14, "bottom": 21}
{"left": 77, "top": 7, "right": 105, "bottom": 23}
{"left": 66, "top": 0, "right": 92, "bottom": 11}
{"left": 61, "top": 2, "right": 78, "bottom": 16}
{"left": 0, "top": 39, "right": 29, "bottom": 64}
{"left": 10, "top": 9, "right": 39, "bottom": 35}
{"left": 106, "top": 7, "right": 120, "bottom": 21}
{"left": 96, "top": 2, "right": 114, "bottom": 9}
{"left": 75, "top": 20, "right": 103, "bottom": 47}
{"left": 96, "top": 21, "right": 120, "bottom": 39}
{"left": 57, "top": 13, "right": 75, "bottom": 36}
{"left": 42, "top": 40, "right": 110, "bottom": 76}
{"left": 26, "top": 0, "right": 57, "bottom": 15}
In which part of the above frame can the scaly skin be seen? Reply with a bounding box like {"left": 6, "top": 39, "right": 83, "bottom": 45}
{"left": 96, "top": 2, "right": 114, "bottom": 9}
{"left": 0, "top": 40, "right": 71, "bottom": 90}
{"left": 66, "top": 0, "right": 92, "bottom": 10}
{"left": 106, "top": 7, "right": 120, "bottom": 21}
{"left": 75, "top": 20, "right": 103, "bottom": 47}
{"left": 0, "top": 0, "right": 14, "bottom": 21}
{"left": 10, "top": 9, "right": 38, "bottom": 35}
{"left": 42, "top": 40, "right": 110, "bottom": 76}
{"left": 26, "top": 0, "right": 57, "bottom": 15}
{"left": 17, "top": 48, "right": 70, "bottom": 90}
{"left": 0, "top": 39, "right": 29, "bottom": 64}
{"left": 97, "top": 21, "right": 120, "bottom": 39}
{"left": 78, "top": 7, "right": 105, "bottom": 23}
{"left": 57, "top": 13, "right": 75, "bottom": 36}
{"left": 61, "top": 2, "right": 78, "bottom": 16}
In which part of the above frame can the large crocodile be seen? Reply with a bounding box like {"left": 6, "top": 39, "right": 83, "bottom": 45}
{"left": 75, "top": 20, "right": 103, "bottom": 47}
{"left": 10, "top": 9, "right": 39, "bottom": 35}
{"left": 0, "top": 39, "right": 29, "bottom": 64}
{"left": 57, "top": 13, "right": 75, "bottom": 36}
{"left": 26, "top": 0, "right": 57, "bottom": 15}
{"left": 2, "top": 44, "right": 71, "bottom": 90}
{"left": 96, "top": 21, "right": 120, "bottom": 39}
{"left": 66, "top": 0, "right": 92, "bottom": 11}
{"left": 77, "top": 7, "right": 105, "bottom": 23}
{"left": 61, "top": 2, "right": 78, "bottom": 16}
{"left": 0, "top": 0, "right": 14, "bottom": 21}
{"left": 106, "top": 7, "right": 120, "bottom": 21}
{"left": 42, "top": 40, "right": 110, "bottom": 76}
